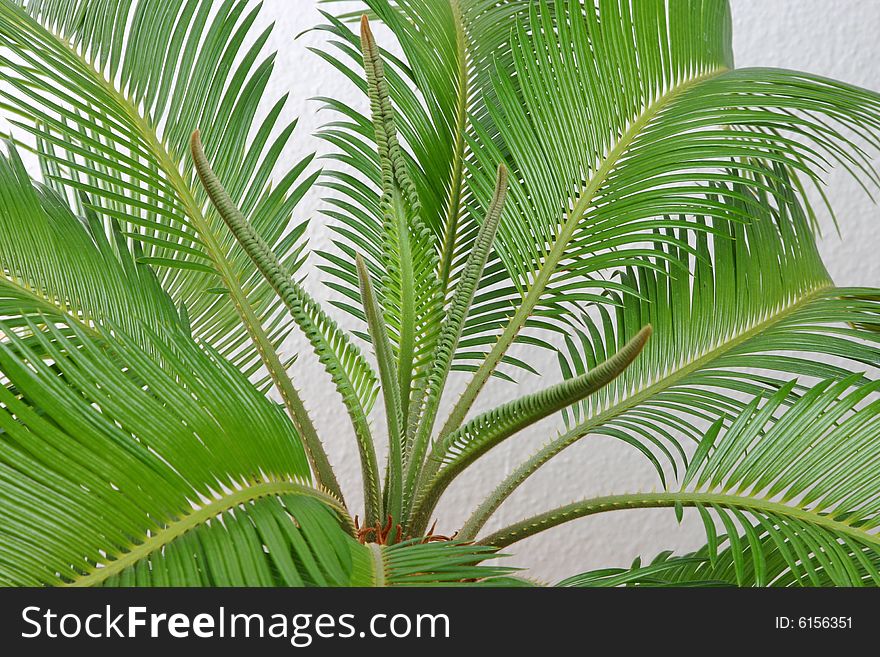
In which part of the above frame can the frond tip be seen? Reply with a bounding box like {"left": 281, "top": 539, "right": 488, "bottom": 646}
{"left": 440, "top": 325, "right": 652, "bottom": 473}
{"left": 409, "top": 325, "right": 652, "bottom": 533}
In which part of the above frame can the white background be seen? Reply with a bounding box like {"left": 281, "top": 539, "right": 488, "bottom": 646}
{"left": 18, "top": 1, "right": 880, "bottom": 582}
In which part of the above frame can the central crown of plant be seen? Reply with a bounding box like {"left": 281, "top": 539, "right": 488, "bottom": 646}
{"left": 189, "top": 17, "right": 652, "bottom": 541}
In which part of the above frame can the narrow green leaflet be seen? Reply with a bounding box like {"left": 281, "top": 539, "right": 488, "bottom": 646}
{"left": 0, "top": 141, "right": 180, "bottom": 354}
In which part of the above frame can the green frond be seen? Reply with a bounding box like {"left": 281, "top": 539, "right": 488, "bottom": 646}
{"left": 461, "top": 163, "right": 880, "bottom": 539}
{"left": 444, "top": 0, "right": 880, "bottom": 437}
{"left": 0, "top": 311, "right": 351, "bottom": 586}
{"left": 318, "top": 2, "right": 475, "bottom": 290}
{"left": 314, "top": 3, "right": 541, "bottom": 382}
{"left": 481, "top": 377, "right": 880, "bottom": 586}
{"left": 402, "top": 164, "right": 509, "bottom": 514}
{"left": 0, "top": 300, "right": 514, "bottom": 585}
{"left": 0, "top": 1, "right": 328, "bottom": 480}
{"left": 563, "top": 536, "right": 880, "bottom": 587}
{"left": 96, "top": 496, "right": 365, "bottom": 587}
{"left": 378, "top": 540, "right": 513, "bottom": 586}
{"left": 655, "top": 531, "right": 880, "bottom": 587}
{"left": 191, "top": 130, "right": 382, "bottom": 525}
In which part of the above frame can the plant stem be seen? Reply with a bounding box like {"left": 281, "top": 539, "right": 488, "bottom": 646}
{"left": 192, "top": 130, "right": 380, "bottom": 524}
{"left": 477, "top": 491, "right": 880, "bottom": 550}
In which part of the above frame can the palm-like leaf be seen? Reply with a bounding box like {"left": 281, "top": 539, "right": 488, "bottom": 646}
{"left": 316, "top": 1, "right": 880, "bottom": 400}
{"left": 0, "top": 312, "right": 340, "bottom": 586}
{"left": 190, "top": 129, "right": 382, "bottom": 526}
{"left": 482, "top": 375, "right": 880, "bottom": 586}
{"left": 358, "top": 16, "right": 444, "bottom": 453}
{"left": 458, "top": 164, "right": 880, "bottom": 540}
{"left": 0, "top": 0, "right": 310, "bottom": 373}
{"left": 651, "top": 534, "right": 880, "bottom": 587}
{"left": 288, "top": 0, "right": 880, "bottom": 576}
{"left": 314, "top": 2, "right": 880, "bottom": 534}
{"left": 444, "top": 0, "right": 880, "bottom": 437}
{"left": 0, "top": 0, "right": 355, "bottom": 499}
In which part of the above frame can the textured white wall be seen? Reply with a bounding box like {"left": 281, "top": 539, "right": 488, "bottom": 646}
{"left": 7, "top": 1, "right": 876, "bottom": 582}
{"left": 260, "top": 1, "right": 880, "bottom": 582}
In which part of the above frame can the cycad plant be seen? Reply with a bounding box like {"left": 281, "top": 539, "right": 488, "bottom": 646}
{"left": 0, "top": 0, "right": 878, "bottom": 587}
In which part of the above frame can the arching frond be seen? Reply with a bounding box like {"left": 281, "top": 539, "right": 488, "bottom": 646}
{"left": 0, "top": 313, "right": 336, "bottom": 585}
{"left": 377, "top": 540, "right": 513, "bottom": 586}
{"left": 481, "top": 377, "right": 880, "bottom": 586}
{"left": 652, "top": 533, "right": 880, "bottom": 588}
{"left": 441, "top": 0, "right": 880, "bottom": 438}
{"left": 0, "top": 305, "right": 513, "bottom": 586}
{"left": 0, "top": 0, "right": 346, "bottom": 495}
{"left": 460, "top": 164, "right": 880, "bottom": 540}
{"left": 0, "top": 0, "right": 314, "bottom": 373}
